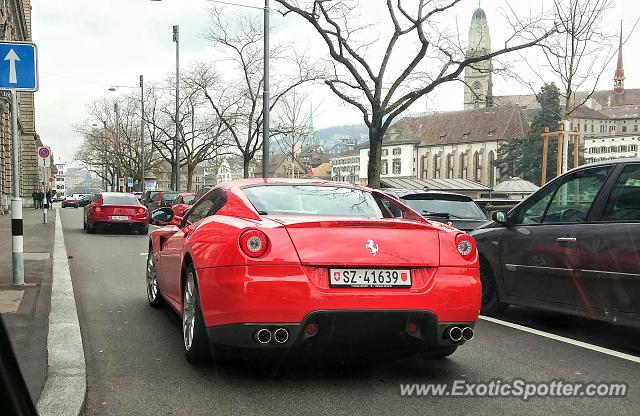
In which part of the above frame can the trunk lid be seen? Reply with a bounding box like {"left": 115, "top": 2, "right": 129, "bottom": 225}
{"left": 268, "top": 215, "right": 440, "bottom": 267}
{"left": 100, "top": 205, "right": 139, "bottom": 216}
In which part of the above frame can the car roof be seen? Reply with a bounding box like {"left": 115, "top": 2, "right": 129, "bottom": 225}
{"left": 219, "top": 178, "right": 342, "bottom": 189}
{"left": 100, "top": 192, "right": 136, "bottom": 197}
{"left": 382, "top": 188, "right": 473, "bottom": 200}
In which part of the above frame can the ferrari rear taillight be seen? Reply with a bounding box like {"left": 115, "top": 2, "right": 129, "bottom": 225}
{"left": 455, "top": 234, "right": 476, "bottom": 260}
{"left": 239, "top": 229, "right": 269, "bottom": 258}
{"left": 95, "top": 206, "right": 102, "bottom": 213}
{"left": 137, "top": 207, "right": 146, "bottom": 215}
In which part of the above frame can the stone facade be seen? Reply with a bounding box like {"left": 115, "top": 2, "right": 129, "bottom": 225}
{"left": 463, "top": 7, "right": 493, "bottom": 110}
{"left": 0, "top": 0, "right": 41, "bottom": 209}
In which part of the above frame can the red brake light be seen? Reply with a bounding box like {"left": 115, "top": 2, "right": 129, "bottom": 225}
{"left": 455, "top": 234, "right": 476, "bottom": 260}
{"left": 239, "top": 229, "right": 269, "bottom": 258}
{"left": 95, "top": 206, "right": 102, "bottom": 213}
{"left": 137, "top": 207, "right": 146, "bottom": 215}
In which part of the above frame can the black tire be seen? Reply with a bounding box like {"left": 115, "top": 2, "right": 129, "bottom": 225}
{"left": 480, "top": 260, "right": 508, "bottom": 316}
{"left": 146, "top": 248, "right": 163, "bottom": 308}
{"left": 83, "top": 219, "right": 87, "bottom": 230}
{"left": 86, "top": 222, "right": 95, "bottom": 234}
{"left": 423, "top": 346, "right": 458, "bottom": 359}
{"left": 182, "top": 264, "right": 212, "bottom": 364}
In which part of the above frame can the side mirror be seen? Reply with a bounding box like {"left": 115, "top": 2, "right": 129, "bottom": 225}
{"left": 491, "top": 210, "right": 508, "bottom": 225}
{"left": 151, "top": 208, "right": 174, "bottom": 226}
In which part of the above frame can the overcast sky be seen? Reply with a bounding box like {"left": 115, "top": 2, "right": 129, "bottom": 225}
{"left": 31, "top": 0, "right": 637, "bottom": 164}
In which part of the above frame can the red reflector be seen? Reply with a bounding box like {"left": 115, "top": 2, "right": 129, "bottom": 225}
{"left": 406, "top": 322, "right": 418, "bottom": 335}
{"left": 305, "top": 323, "right": 318, "bottom": 336}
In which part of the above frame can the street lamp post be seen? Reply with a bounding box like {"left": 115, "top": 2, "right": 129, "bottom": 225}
{"left": 173, "top": 25, "right": 180, "bottom": 192}
{"left": 140, "top": 75, "right": 145, "bottom": 192}
{"left": 114, "top": 102, "right": 122, "bottom": 192}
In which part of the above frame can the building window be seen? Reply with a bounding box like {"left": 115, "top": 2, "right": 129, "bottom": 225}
{"left": 609, "top": 125, "right": 616, "bottom": 133}
{"left": 433, "top": 155, "right": 441, "bottom": 179}
{"left": 620, "top": 145, "right": 628, "bottom": 152}
{"left": 622, "top": 126, "right": 627, "bottom": 133}
{"left": 382, "top": 149, "right": 389, "bottom": 156}
{"left": 392, "top": 159, "right": 401, "bottom": 174}
{"left": 630, "top": 144, "right": 638, "bottom": 152}
{"left": 635, "top": 125, "right": 638, "bottom": 132}
{"left": 446, "top": 154, "right": 454, "bottom": 179}
{"left": 583, "top": 124, "right": 587, "bottom": 132}
{"left": 382, "top": 160, "right": 388, "bottom": 175}
{"left": 591, "top": 124, "right": 594, "bottom": 133}
{"left": 600, "top": 146, "right": 607, "bottom": 153}
{"left": 392, "top": 148, "right": 401, "bottom": 155}
{"left": 459, "top": 153, "right": 468, "bottom": 179}
{"left": 600, "top": 125, "right": 606, "bottom": 133}
{"left": 610, "top": 146, "right": 618, "bottom": 153}
{"left": 473, "top": 151, "right": 481, "bottom": 182}
{"left": 488, "top": 151, "right": 496, "bottom": 187}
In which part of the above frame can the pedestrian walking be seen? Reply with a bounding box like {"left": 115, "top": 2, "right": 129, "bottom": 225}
{"left": 45, "top": 190, "right": 53, "bottom": 209}
{"left": 36, "top": 190, "right": 44, "bottom": 209}
{"left": 32, "top": 190, "right": 37, "bottom": 209}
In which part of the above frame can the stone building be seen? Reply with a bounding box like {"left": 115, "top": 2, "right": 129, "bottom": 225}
{"left": 0, "top": 0, "right": 43, "bottom": 209}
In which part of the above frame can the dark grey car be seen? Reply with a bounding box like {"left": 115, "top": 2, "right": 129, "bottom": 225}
{"left": 383, "top": 189, "right": 488, "bottom": 232}
{"left": 471, "top": 159, "right": 640, "bottom": 328}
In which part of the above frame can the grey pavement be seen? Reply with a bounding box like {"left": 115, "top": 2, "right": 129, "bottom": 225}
{"left": 58, "top": 207, "right": 640, "bottom": 416}
{"left": 0, "top": 205, "right": 56, "bottom": 403}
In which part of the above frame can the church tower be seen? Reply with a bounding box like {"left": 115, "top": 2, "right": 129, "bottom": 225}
{"left": 463, "top": 7, "right": 493, "bottom": 110}
{"left": 613, "top": 21, "right": 625, "bottom": 105}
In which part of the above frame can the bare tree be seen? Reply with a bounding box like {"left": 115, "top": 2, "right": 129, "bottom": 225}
{"left": 145, "top": 75, "right": 230, "bottom": 191}
{"left": 75, "top": 97, "right": 162, "bottom": 190}
{"left": 273, "top": 90, "right": 314, "bottom": 177}
{"left": 275, "top": 0, "right": 557, "bottom": 188}
{"left": 193, "top": 8, "right": 323, "bottom": 178}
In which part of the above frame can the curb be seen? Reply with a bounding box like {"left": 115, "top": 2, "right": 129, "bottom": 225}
{"left": 36, "top": 209, "right": 86, "bottom": 416}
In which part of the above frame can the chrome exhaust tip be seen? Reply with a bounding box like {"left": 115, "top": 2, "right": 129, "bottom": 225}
{"left": 273, "top": 328, "right": 289, "bottom": 344}
{"left": 448, "top": 326, "right": 463, "bottom": 342}
{"left": 462, "top": 327, "right": 474, "bottom": 341}
{"left": 255, "top": 328, "right": 272, "bottom": 344}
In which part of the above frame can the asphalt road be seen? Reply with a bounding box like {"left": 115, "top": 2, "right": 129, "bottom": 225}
{"left": 59, "top": 208, "right": 640, "bottom": 416}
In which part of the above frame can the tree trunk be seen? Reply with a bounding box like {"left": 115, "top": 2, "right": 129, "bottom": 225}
{"left": 186, "top": 165, "right": 194, "bottom": 191}
{"left": 367, "top": 122, "right": 384, "bottom": 189}
{"left": 243, "top": 156, "right": 251, "bottom": 178}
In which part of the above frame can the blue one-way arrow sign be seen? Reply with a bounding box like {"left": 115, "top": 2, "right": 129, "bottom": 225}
{"left": 0, "top": 42, "right": 38, "bottom": 91}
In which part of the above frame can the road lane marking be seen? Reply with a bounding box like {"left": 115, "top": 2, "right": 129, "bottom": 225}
{"left": 37, "top": 209, "right": 87, "bottom": 414}
{"left": 479, "top": 315, "right": 640, "bottom": 364}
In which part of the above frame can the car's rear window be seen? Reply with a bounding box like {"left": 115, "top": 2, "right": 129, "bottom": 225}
{"left": 102, "top": 194, "right": 138, "bottom": 205}
{"left": 162, "top": 193, "right": 178, "bottom": 204}
{"left": 182, "top": 195, "right": 196, "bottom": 205}
{"left": 243, "top": 185, "right": 383, "bottom": 218}
{"left": 401, "top": 195, "right": 486, "bottom": 220}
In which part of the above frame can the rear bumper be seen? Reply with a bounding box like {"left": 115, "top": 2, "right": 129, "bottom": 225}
{"left": 207, "top": 310, "right": 474, "bottom": 349}
{"left": 197, "top": 264, "right": 481, "bottom": 347}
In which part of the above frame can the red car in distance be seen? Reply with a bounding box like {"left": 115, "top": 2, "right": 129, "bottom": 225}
{"left": 84, "top": 192, "right": 149, "bottom": 234}
{"left": 171, "top": 192, "right": 196, "bottom": 218}
{"left": 147, "top": 179, "right": 480, "bottom": 364}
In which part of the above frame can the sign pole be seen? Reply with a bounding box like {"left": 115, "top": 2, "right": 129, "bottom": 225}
{"left": 10, "top": 90, "right": 24, "bottom": 286}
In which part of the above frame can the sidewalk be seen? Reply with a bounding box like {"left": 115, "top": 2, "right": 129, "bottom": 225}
{"left": 0, "top": 206, "right": 56, "bottom": 403}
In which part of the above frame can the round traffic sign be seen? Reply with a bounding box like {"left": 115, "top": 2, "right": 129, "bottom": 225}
{"left": 38, "top": 147, "right": 50, "bottom": 158}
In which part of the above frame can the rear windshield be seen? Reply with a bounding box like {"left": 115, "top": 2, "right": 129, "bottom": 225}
{"left": 102, "top": 194, "right": 139, "bottom": 205}
{"left": 243, "top": 185, "right": 383, "bottom": 218}
{"left": 182, "top": 195, "right": 196, "bottom": 205}
{"left": 162, "top": 193, "right": 178, "bottom": 204}
{"left": 401, "top": 196, "right": 486, "bottom": 220}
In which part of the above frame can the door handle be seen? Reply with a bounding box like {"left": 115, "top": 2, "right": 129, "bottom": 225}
{"left": 556, "top": 237, "right": 577, "bottom": 244}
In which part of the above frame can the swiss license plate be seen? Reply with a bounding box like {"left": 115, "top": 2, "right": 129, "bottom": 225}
{"left": 330, "top": 269, "right": 412, "bottom": 288}
{"left": 110, "top": 215, "right": 129, "bottom": 221}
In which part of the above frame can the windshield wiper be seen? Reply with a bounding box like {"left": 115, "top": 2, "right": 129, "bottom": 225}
{"left": 257, "top": 210, "right": 269, "bottom": 215}
{"left": 422, "top": 211, "right": 463, "bottom": 219}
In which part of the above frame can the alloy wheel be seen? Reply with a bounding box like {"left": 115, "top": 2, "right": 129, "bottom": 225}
{"left": 183, "top": 272, "right": 196, "bottom": 351}
{"left": 146, "top": 251, "right": 158, "bottom": 303}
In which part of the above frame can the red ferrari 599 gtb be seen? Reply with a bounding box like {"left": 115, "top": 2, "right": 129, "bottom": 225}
{"left": 147, "top": 179, "right": 480, "bottom": 363}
